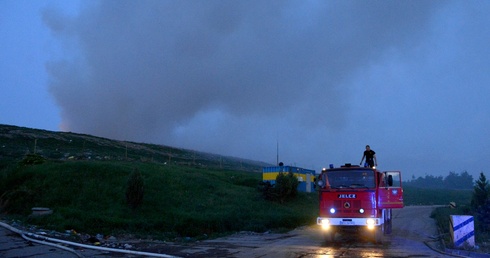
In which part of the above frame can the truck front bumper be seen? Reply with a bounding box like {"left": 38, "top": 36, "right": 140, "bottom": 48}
{"left": 317, "top": 217, "right": 382, "bottom": 230}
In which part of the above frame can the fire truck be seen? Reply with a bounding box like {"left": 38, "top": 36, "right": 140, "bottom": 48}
{"left": 315, "top": 163, "right": 403, "bottom": 243}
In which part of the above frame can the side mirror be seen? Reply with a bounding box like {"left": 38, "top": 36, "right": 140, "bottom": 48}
{"left": 388, "top": 175, "right": 393, "bottom": 187}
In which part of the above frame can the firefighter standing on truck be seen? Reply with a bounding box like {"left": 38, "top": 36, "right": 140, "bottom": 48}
{"left": 360, "top": 145, "right": 377, "bottom": 168}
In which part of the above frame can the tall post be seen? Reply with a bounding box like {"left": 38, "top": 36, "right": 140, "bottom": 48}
{"left": 276, "top": 140, "right": 279, "bottom": 166}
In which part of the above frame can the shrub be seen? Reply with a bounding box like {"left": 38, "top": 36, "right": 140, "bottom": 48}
{"left": 476, "top": 200, "right": 490, "bottom": 232}
{"left": 125, "top": 168, "right": 145, "bottom": 210}
{"left": 258, "top": 172, "right": 299, "bottom": 203}
{"left": 257, "top": 181, "right": 277, "bottom": 201}
{"left": 20, "top": 154, "right": 45, "bottom": 165}
{"left": 275, "top": 172, "right": 299, "bottom": 203}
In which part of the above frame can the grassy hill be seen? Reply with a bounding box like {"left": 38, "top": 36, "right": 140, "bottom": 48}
{"left": 0, "top": 124, "right": 316, "bottom": 240}
{"left": 0, "top": 160, "right": 318, "bottom": 239}
{"left": 0, "top": 124, "right": 271, "bottom": 172}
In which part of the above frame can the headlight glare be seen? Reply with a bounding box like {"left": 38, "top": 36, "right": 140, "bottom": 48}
{"left": 329, "top": 208, "right": 336, "bottom": 214}
{"left": 321, "top": 219, "right": 330, "bottom": 230}
{"left": 366, "top": 218, "right": 375, "bottom": 229}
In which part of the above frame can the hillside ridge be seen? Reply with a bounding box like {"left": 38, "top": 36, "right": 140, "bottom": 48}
{"left": 0, "top": 124, "right": 271, "bottom": 171}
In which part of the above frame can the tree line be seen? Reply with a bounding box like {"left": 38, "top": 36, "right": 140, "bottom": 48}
{"left": 404, "top": 171, "right": 475, "bottom": 189}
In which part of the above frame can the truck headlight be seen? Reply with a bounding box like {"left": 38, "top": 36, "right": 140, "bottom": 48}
{"left": 330, "top": 208, "right": 336, "bottom": 214}
{"left": 320, "top": 219, "right": 330, "bottom": 230}
{"left": 316, "top": 180, "right": 324, "bottom": 187}
{"left": 366, "top": 218, "right": 375, "bottom": 230}
{"left": 359, "top": 208, "right": 365, "bottom": 214}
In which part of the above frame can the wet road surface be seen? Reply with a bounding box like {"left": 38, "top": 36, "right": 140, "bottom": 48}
{"left": 0, "top": 206, "right": 451, "bottom": 257}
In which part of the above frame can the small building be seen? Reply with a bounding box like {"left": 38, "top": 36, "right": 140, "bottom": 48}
{"left": 262, "top": 166, "right": 316, "bottom": 193}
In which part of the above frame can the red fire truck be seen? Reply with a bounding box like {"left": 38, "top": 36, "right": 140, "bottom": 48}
{"left": 315, "top": 163, "right": 403, "bottom": 243}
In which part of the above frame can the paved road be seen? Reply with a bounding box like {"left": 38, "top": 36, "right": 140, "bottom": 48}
{"left": 0, "top": 226, "right": 78, "bottom": 257}
{"left": 0, "top": 206, "right": 455, "bottom": 258}
{"left": 163, "top": 206, "right": 448, "bottom": 257}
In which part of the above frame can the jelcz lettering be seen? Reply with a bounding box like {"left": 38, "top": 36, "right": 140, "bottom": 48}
{"left": 338, "top": 194, "right": 356, "bottom": 198}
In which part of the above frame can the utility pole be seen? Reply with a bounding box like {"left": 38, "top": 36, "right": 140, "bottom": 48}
{"left": 276, "top": 140, "right": 279, "bottom": 166}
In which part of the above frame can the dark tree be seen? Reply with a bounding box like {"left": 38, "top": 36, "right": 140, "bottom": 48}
{"left": 459, "top": 171, "right": 474, "bottom": 189}
{"left": 444, "top": 171, "right": 474, "bottom": 189}
{"left": 405, "top": 171, "right": 474, "bottom": 189}
{"left": 259, "top": 172, "right": 299, "bottom": 203}
{"left": 471, "top": 172, "right": 489, "bottom": 209}
{"left": 411, "top": 174, "right": 444, "bottom": 188}
{"left": 275, "top": 172, "right": 299, "bottom": 203}
{"left": 126, "top": 168, "right": 145, "bottom": 210}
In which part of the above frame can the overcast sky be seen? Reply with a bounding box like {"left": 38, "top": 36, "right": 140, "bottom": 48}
{"left": 2, "top": 0, "right": 490, "bottom": 180}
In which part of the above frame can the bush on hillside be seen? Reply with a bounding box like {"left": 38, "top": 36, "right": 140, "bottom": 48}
{"left": 20, "top": 154, "right": 45, "bottom": 166}
{"left": 125, "top": 168, "right": 145, "bottom": 210}
{"left": 0, "top": 167, "right": 40, "bottom": 214}
{"left": 257, "top": 181, "right": 276, "bottom": 201}
{"left": 275, "top": 172, "right": 299, "bottom": 203}
{"left": 258, "top": 172, "right": 299, "bottom": 203}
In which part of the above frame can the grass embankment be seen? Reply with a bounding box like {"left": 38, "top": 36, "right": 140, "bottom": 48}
{"left": 1, "top": 159, "right": 481, "bottom": 246}
{"left": 0, "top": 160, "right": 317, "bottom": 240}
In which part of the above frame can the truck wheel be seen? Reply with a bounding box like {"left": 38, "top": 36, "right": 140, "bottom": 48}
{"left": 373, "top": 227, "right": 382, "bottom": 244}
{"left": 384, "top": 218, "right": 392, "bottom": 235}
{"left": 324, "top": 230, "right": 336, "bottom": 243}
{"left": 383, "top": 209, "right": 393, "bottom": 235}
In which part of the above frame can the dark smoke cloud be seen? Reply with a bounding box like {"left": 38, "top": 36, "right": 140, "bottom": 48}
{"left": 43, "top": 1, "right": 445, "bottom": 165}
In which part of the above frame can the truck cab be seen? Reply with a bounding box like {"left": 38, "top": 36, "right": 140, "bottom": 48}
{"left": 315, "top": 163, "right": 403, "bottom": 243}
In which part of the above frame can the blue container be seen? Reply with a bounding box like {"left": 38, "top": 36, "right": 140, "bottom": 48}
{"left": 262, "top": 166, "right": 316, "bottom": 192}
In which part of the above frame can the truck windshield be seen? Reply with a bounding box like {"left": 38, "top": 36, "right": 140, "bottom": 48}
{"left": 326, "top": 170, "right": 376, "bottom": 189}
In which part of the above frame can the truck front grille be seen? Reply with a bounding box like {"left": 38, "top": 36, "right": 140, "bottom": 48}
{"left": 333, "top": 200, "right": 361, "bottom": 213}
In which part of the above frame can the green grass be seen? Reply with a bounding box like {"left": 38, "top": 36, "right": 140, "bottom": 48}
{"left": 403, "top": 186, "right": 473, "bottom": 206}
{"left": 0, "top": 160, "right": 318, "bottom": 240}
